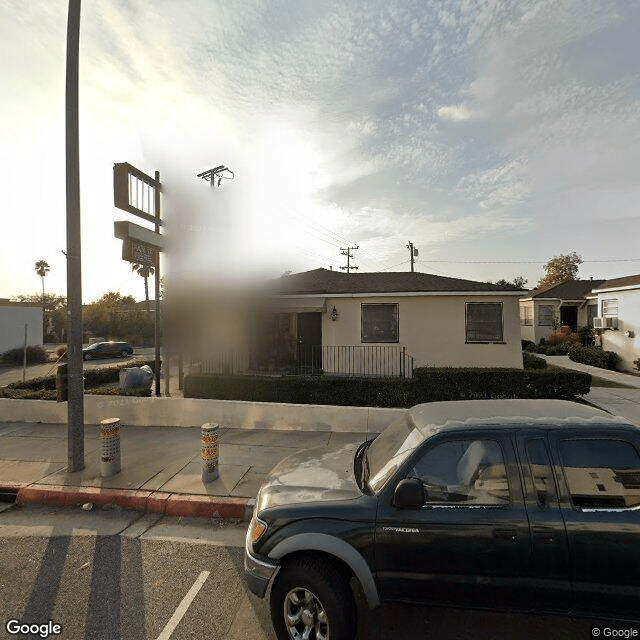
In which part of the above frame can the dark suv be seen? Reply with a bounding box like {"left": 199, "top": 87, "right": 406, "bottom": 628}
{"left": 245, "top": 399, "right": 640, "bottom": 640}
{"left": 82, "top": 341, "right": 133, "bottom": 360}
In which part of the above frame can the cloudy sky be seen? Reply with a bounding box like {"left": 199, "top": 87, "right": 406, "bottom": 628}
{"left": 2, "top": 0, "right": 640, "bottom": 303}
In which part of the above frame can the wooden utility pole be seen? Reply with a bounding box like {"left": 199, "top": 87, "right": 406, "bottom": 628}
{"left": 407, "top": 241, "right": 418, "bottom": 272}
{"left": 340, "top": 246, "right": 359, "bottom": 273}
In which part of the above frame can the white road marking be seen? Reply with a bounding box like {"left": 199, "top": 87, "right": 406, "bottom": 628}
{"left": 156, "top": 570, "right": 210, "bottom": 640}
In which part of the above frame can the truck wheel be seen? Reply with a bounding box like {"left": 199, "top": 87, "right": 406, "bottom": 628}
{"left": 270, "top": 557, "right": 356, "bottom": 640}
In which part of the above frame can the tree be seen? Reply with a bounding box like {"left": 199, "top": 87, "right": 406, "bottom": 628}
{"left": 34, "top": 260, "right": 50, "bottom": 311}
{"left": 537, "top": 252, "right": 582, "bottom": 289}
{"left": 83, "top": 292, "right": 150, "bottom": 343}
{"left": 493, "top": 276, "right": 528, "bottom": 289}
{"left": 15, "top": 292, "right": 67, "bottom": 341}
{"left": 131, "top": 263, "right": 155, "bottom": 312}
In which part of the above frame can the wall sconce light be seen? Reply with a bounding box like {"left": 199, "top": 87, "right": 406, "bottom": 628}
{"left": 329, "top": 306, "right": 339, "bottom": 321}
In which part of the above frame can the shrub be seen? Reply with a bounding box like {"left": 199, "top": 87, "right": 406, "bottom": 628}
{"left": 521, "top": 340, "right": 536, "bottom": 351}
{"left": 568, "top": 346, "right": 620, "bottom": 371}
{"left": 86, "top": 387, "right": 151, "bottom": 397}
{"left": 545, "top": 343, "right": 573, "bottom": 356}
{"left": 0, "top": 345, "right": 49, "bottom": 365}
{"left": 547, "top": 325, "right": 580, "bottom": 348}
{"left": 577, "top": 325, "right": 595, "bottom": 347}
{"left": 56, "top": 346, "right": 68, "bottom": 359}
{"left": 184, "top": 368, "right": 591, "bottom": 406}
{"left": 523, "top": 352, "right": 547, "bottom": 369}
{"left": 524, "top": 343, "right": 539, "bottom": 352}
{"left": 0, "top": 388, "right": 57, "bottom": 400}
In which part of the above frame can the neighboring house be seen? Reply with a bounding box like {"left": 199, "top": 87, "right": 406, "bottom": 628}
{"left": 519, "top": 279, "right": 605, "bottom": 344}
{"left": 590, "top": 275, "right": 640, "bottom": 371}
{"left": 0, "top": 299, "right": 43, "bottom": 353}
{"left": 183, "top": 268, "right": 525, "bottom": 375}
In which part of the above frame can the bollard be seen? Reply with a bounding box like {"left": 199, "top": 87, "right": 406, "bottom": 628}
{"left": 100, "top": 418, "right": 121, "bottom": 477}
{"left": 201, "top": 423, "right": 220, "bottom": 482}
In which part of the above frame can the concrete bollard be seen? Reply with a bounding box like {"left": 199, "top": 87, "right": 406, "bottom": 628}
{"left": 201, "top": 423, "right": 220, "bottom": 483}
{"left": 100, "top": 418, "right": 121, "bottom": 477}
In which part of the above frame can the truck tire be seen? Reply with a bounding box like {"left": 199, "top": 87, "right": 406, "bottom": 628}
{"left": 270, "top": 556, "right": 356, "bottom": 640}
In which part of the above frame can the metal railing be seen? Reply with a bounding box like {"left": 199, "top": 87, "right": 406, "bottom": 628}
{"left": 193, "top": 345, "right": 414, "bottom": 378}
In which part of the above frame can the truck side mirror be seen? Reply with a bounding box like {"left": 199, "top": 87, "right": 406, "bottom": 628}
{"left": 393, "top": 478, "right": 425, "bottom": 509}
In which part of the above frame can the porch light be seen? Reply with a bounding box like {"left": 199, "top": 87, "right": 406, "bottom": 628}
{"left": 330, "top": 306, "right": 339, "bottom": 321}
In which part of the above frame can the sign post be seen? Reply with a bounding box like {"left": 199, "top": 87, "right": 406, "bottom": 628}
{"left": 113, "top": 162, "right": 164, "bottom": 396}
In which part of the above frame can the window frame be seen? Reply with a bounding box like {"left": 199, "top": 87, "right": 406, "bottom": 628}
{"left": 361, "top": 303, "right": 399, "bottom": 344}
{"left": 465, "top": 302, "right": 504, "bottom": 344}
{"left": 537, "top": 304, "right": 555, "bottom": 327}
{"left": 601, "top": 299, "right": 619, "bottom": 318}
{"left": 520, "top": 303, "right": 533, "bottom": 326}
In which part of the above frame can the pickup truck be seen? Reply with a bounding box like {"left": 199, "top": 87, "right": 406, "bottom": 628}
{"left": 244, "top": 399, "right": 640, "bottom": 640}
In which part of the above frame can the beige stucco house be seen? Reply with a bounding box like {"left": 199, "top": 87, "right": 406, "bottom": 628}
{"left": 178, "top": 269, "right": 525, "bottom": 375}
{"left": 519, "top": 279, "right": 604, "bottom": 344}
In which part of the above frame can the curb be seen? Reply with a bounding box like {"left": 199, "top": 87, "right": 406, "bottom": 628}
{"left": 2, "top": 482, "right": 255, "bottom": 521}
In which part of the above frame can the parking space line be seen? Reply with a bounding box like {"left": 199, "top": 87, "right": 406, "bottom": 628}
{"left": 155, "top": 570, "right": 210, "bottom": 640}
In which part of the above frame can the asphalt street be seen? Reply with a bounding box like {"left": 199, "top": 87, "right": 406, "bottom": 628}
{"left": 0, "top": 504, "right": 610, "bottom": 640}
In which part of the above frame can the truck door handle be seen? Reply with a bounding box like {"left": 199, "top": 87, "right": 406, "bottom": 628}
{"left": 493, "top": 528, "right": 517, "bottom": 541}
{"left": 532, "top": 526, "right": 554, "bottom": 543}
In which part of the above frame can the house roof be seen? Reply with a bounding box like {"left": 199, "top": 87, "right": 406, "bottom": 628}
{"left": 593, "top": 274, "right": 640, "bottom": 292}
{"left": 269, "top": 268, "right": 525, "bottom": 296}
{"left": 528, "top": 279, "right": 606, "bottom": 301}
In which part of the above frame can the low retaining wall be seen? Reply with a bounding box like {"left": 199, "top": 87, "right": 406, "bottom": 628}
{"left": 0, "top": 396, "right": 403, "bottom": 433}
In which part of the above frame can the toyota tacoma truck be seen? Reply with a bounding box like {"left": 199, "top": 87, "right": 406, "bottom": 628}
{"left": 244, "top": 399, "right": 640, "bottom": 640}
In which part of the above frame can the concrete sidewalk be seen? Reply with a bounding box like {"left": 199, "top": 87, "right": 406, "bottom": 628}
{"left": 0, "top": 422, "right": 369, "bottom": 520}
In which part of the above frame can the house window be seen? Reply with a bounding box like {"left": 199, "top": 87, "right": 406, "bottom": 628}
{"left": 602, "top": 299, "right": 618, "bottom": 318}
{"left": 361, "top": 303, "right": 399, "bottom": 343}
{"left": 520, "top": 303, "right": 532, "bottom": 326}
{"left": 587, "top": 304, "right": 598, "bottom": 327}
{"left": 538, "top": 305, "right": 555, "bottom": 326}
{"left": 465, "top": 302, "right": 503, "bottom": 343}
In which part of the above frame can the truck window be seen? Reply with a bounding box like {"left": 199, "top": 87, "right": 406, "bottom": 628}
{"left": 525, "top": 438, "right": 556, "bottom": 509}
{"left": 559, "top": 439, "right": 640, "bottom": 509}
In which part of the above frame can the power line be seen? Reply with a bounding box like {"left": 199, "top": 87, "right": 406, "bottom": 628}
{"left": 418, "top": 258, "right": 640, "bottom": 264}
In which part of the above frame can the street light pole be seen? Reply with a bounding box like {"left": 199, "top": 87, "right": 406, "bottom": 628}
{"left": 65, "top": 0, "right": 84, "bottom": 471}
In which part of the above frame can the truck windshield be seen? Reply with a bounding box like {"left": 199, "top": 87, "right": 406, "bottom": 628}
{"left": 366, "top": 412, "right": 423, "bottom": 493}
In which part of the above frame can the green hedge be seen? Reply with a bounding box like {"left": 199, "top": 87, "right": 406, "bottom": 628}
{"left": 568, "top": 346, "right": 620, "bottom": 370}
{"left": 86, "top": 387, "right": 151, "bottom": 397}
{"left": 7, "top": 359, "right": 159, "bottom": 391}
{"left": 0, "top": 345, "right": 49, "bottom": 365}
{"left": 523, "top": 352, "right": 547, "bottom": 369}
{"left": 184, "top": 368, "right": 592, "bottom": 407}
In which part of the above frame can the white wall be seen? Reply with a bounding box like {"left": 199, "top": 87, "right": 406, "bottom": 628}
{"left": 0, "top": 303, "right": 43, "bottom": 353}
{"left": 598, "top": 289, "right": 640, "bottom": 371}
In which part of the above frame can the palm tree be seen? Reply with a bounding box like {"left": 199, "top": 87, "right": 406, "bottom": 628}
{"left": 131, "top": 263, "right": 155, "bottom": 312}
{"left": 35, "top": 259, "right": 50, "bottom": 306}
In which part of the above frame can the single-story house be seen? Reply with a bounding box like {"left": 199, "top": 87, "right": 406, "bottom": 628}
{"left": 519, "top": 279, "right": 605, "bottom": 344}
{"left": 0, "top": 298, "right": 43, "bottom": 354}
{"left": 174, "top": 268, "right": 525, "bottom": 375}
{"left": 589, "top": 275, "right": 640, "bottom": 371}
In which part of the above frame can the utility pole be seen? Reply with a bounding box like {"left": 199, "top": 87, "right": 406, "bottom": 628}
{"left": 65, "top": 0, "right": 84, "bottom": 471}
{"left": 340, "top": 246, "right": 359, "bottom": 274}
{"left": 406, "top": 241, "right": 418, "bottom": 273}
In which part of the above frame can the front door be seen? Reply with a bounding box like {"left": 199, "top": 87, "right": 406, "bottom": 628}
{"left": 375, "top": 432, "right": 531, "bottom": 610}
{"left": 297, "top": 312, "right": 322, "bottom": 373}
{"left": 560, "top": 305, "right": 578, "bottom": 332}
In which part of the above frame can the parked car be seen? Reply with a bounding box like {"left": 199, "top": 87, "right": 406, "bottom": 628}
{"left": 82, "top": 341, "right": 133, "bottom": 360}
{"left": 245, "top": 399, "right": 640, "bottom": 640}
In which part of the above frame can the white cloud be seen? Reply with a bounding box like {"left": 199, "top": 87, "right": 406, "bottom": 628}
{"left": 437, "top": 104, "right": 475, "bottom": 121}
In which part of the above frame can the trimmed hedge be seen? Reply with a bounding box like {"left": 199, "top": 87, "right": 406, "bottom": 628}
{"left": 568, "top": 346, "right": 620, "bottom": 371}
{"left": 1, "top": 345, "right": 49, "bottom": 365}
{"left": 87, "top": 387, "right": 152, "bottom": 397}
{"left": 184, "top": 367, "right": 592, "bottom": 407}
{"left": 7, "top": 359, "right": 159, "bottom": 391}
{"left": 523, "top": 352, "right": 547, "bottom": 369}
